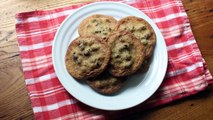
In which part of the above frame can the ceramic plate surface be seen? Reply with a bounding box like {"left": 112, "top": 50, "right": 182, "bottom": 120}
{"left": 52, "top": 2, "right": 168, "bottom": 110}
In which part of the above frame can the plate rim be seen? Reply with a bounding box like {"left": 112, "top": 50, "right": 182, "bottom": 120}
{"left": 52, "top": 1, "right": 168, "bottom": 110}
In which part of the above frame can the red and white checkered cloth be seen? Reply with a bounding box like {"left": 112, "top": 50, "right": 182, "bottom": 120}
{"left": 15, "top": 0, "right": 213, "bottom": 119}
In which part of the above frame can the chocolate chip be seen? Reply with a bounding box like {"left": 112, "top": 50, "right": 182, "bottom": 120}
{"left": 112, "top": 53, "right": 120, "bottom": 60}
{"left": 126, "top": 55, "right": 132, "bottom": 61}
{"left": 83, "top": 49, "right": 91, "bottom": 56}
{"left": 88, "top": 41, "right": 94, "bottom": 46}
{"left": 95, "top": 31, "right": 101, "bottom": 33}
{"left": 79, "top": 42, "right": 85, "bottom": 51}
{"left": 130, "top": 26, "right": 135, "bottom": 32}
{"left": 84, "top": 52, "right": 90, "bottom": 56}
{"left": 93, "top": 58, "right": 102, "bottom": 68}
{"left": 130, "top": 29, "right": 134, "bottom": 32}
{"left": 108, "top": 28, "right": 112, "bottom": 31}
{"left": 91, "top": 19, "right": 97, "bottom": 23}
{"left": 124, "top": 44, "right": 129, "bottom": 49}
{"left": 119, "top": 43, "right": 130, "bottom": 52}
{"left": 86, "top": 25, "right": 91, "bottom": 28}
{"left": 132, "top": 26, "right": 135, "bottom": 29}
{"left": 103, "top": 33, "right": 107, "bottom": 35}
{"left": 96, "top": 62, "right": 101, "bottom": 68}
{"left": 76, "top": 58, "right": 82, "bottom": 64}
{"left": 105, "top": 19, "right": 111, "bottom": 23}
{"left": 95, "top": 23, "right": 99, "bottom": 26}
{"left": 140, "top": 26, "right": 146, "bottom": 30}
{"left": 114, "top": 54, "right": 120, "bottom": 58}
{"left": 144, "top": 34, "right": 151, "bottom": 39}
{"left": 72, "top": 52, "right": 78, "bottom": 60}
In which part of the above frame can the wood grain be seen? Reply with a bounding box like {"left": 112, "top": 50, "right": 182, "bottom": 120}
{"left": 0, "top": 0, "right": 212, "bottom": 120}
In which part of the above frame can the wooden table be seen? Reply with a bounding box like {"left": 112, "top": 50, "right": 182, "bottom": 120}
{"left": 0, "top": 0, "right": 212, "bottom": 119}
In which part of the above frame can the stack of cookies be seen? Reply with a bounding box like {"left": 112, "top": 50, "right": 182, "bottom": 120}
{"left": 65, "top": 14, "right": 156, "bottom": 95}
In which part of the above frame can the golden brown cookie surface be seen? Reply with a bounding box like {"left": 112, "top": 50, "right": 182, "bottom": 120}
{"left": 78, "top": 14, "right": 117, "bottom": 39}
{"left": 116, "top": 16, "right": 156, "bottom": 58}
{"left": 86, "top": 71, "right": 126, "bottom": 95}
{"left": 65, "top": 36, "right": 110, "bottom": 80}
{"left": 107, "top": 31, "right": 145, "bottom": 77}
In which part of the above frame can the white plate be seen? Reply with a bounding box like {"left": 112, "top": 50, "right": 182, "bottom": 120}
{"left": 52, "top": 2, "right": 168, "bottom": 110}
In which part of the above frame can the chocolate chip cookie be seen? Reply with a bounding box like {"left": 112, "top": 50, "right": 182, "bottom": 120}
{"left": 65, "top": 36, "right": 110, "bottom": 80}
{"left": 107, "top": 30, "right": 145, "bottom": 77}
{"left": 78, "top": 14, "right": 117, "bottom": 39}
{"left": 116, "top": 16, "right": 156, "bottom": 58}
{"left": 86, "top": 71, "right": 126, "bottom": 95}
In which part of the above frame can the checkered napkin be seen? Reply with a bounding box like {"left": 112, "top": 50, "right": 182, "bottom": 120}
{"left": 15, "top": 0, "right": 213, "bottom": 119}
